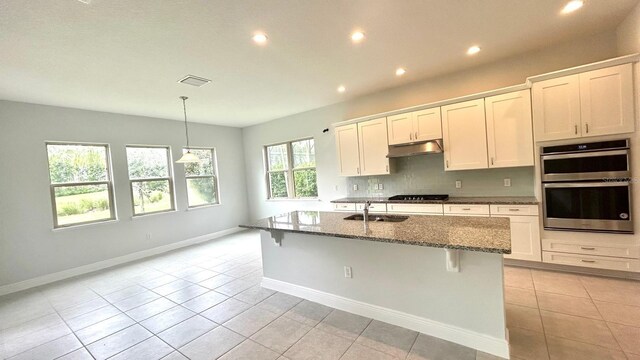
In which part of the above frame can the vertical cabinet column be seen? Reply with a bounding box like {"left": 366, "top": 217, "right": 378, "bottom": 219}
{"left": 442, "top": 98, "right": 488, "bottom": 170}
{"left": 485, "top": 90, "right": 534, "bottom": 168}
{"left": 358, "top": 117, "right": 390, "bottom": 175}
{"left": 335, "top": 124, "right": 361, "bottom": 176}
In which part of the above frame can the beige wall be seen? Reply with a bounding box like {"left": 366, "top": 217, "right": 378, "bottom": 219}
{"left": 617, "top": 2, "right": 640, "bottom": 54}
{"left": 242, "top": 30, "right": 621, "bottom": 220}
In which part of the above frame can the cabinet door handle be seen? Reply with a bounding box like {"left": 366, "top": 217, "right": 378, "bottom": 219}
{"left": 585, "top": 123, "right": 589, "bottom": 133}
{"left": 580, "top": 247, "right": 596, "bottom": 250}
{"left": 490, "top": 157, "right": 494, "bottom": 165}
{"left": 508, "top": 208, "right": 520, "bottom": 212}
{"left": 574, "top": 124, "right": 578, "bottom": 134}
{"left": 410, "top": 132, "right": 413, "bottom": 140}
{"left": 385, "top": 165, "right": 389, "bottom": 172}
{"left": 415, "top": 131, "right": 418, "bottom": 139}
{"left": 462, "top": 208, "right": 471, "bottom": 211}
{"left": 446, "top": 160, "right": 449, "bottom": 168}
{"left": 581, "top": 259, "right": 596, "bottom": 263}
{"left": 357, "top": 167, "right": 360, "bottom": 174}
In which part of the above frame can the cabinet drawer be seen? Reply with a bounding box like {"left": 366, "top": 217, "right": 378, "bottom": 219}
{"left": 542, "top": 239, "right": 639, "bottom": 259}
{"left": 387, "top": 203, "right": 444, "bottom": 215}
{"left": 543, "top": 251, "right": 640, "bottom": 272}
{"left": 444, "top": 204, "right": 490, "bottom": 216}
{"left": 356, "top": 203, "right": 387, "bottom": 213}
{"left": 333, "top": 203, "right": 356, "bottom": 212}
{"left": 490, "top": 204, "right": 539, "bottom": 216}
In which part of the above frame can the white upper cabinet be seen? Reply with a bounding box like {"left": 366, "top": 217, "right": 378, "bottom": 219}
{"left": 533, "top": 64, "right": 634, "bottom": 142}
{"left": 532, "top": 75, "right": 581, "bottom": 141}
{"left": 414, "top": 108, "right": 443, "bottom": 141}
{"left": 485, "top": 90, "right": 534, "bottom": 168}
{"left": 387, "top": 113, "right": 414, "bottom": 145}
{"left": 579, "top": 64, "right": 635, "bottom": 137}
{"left": 386, "top": 107, "right": 442, "bottom": 145}
{"left": 358, "top": 117, "right": 390, "bottom": 175}
{"left": 442, "top": 99, "right": 488, "bottom": 171}
{"left": 335, "top": 124, "right": 361, "bottom": 176}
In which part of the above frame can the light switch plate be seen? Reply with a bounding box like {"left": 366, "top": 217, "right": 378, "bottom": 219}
{"left": 455, "top": 180, "right": 462, "bottom": 189}
{"left": 353, "top": 184, "right": 358, "bottom": 191}
{"left": 504, "top": 178, "right": 511, "bottom": 187}
{"left": 379, "top": 183, "right": 383, "bottom": 190}
{"left": 373, "top": 184, "right": 379, "bottom": 190}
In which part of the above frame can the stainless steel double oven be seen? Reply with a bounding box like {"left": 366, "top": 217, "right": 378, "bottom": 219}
{"left": 541, "top": 139, "right": 633, "bottom": 233}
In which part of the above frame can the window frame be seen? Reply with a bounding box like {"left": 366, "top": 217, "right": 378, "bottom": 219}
{"left": 264, "top": 137, "right": 318, "bottom": 200}
{"left": 183, "top": 147, "right": 221, "bottom": 208}
{"left": 46, "top": 141, "right": 117, "bottom": 229}
{"left": 125, "top": 145, "right": 176, "bottom": 216}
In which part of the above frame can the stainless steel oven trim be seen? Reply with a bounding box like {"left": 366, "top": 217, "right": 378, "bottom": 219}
{"left": 541, "top": 149, "right": 630, "bottom": 160}
{"left": 541, "top": 149, "right": 631, "bottom": 182}
{"left": 542, "top": 181, "right": 633, "bottom": 234}
{"left": 544, "top": 218, "right": 634, "bottom": 233}
{"left": 540, "top": 139, "right": 630, "bottom": 156}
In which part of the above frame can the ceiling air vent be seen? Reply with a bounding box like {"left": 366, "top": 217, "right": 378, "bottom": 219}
{"left": 178, "top": 75, "right": 211, "bottom": 87}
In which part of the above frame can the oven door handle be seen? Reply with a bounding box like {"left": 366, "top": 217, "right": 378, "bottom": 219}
{"left": 543, "top": 181, "right": 630, "bottom": 188}
{"left": 541, "top": 149, "right": 629, "bottom": 160}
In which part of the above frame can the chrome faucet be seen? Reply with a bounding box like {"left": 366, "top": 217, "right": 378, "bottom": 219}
{"left": 362, "top": 201, "right": 371, "bottom": 224}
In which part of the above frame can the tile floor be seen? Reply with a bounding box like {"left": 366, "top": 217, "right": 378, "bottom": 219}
{"left": 0, "top": 230, "right": 638, "bottom": 360}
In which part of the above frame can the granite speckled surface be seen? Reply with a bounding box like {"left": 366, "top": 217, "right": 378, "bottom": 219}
{"left": 240, "top": 211, "right": 511, "bottom": 254}
{"left": 331, "top": 196, "right": 539, "bottom": 205}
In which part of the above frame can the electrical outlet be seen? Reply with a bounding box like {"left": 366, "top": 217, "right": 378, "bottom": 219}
{"left": 455, "top": 180, "right": 462, "bottom": 189}
{"left": 344, "top": 266, "right": 352, "bottom": 278}
{"left": 504, "top": 178, "right": 511, "bottom": 187}
{"left": 373, "top": 184, "right": 379, "bottom": 190}
{"left": 146, "top": 233, "right": 152, "bottom": 240}
{"left": 379, "top": 183, "right": 383, "bottom": 190}
{"left": 353, "top": 184, "right": 358, "bottom": 191}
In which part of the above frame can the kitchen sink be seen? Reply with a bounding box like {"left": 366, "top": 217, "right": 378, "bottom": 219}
{"left": 343, "top": 214, "right": 409, "bottom": 222}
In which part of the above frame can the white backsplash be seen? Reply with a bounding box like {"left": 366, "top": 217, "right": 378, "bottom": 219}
{"left": 347, "top": 154, "right": 535, "bottom": 197}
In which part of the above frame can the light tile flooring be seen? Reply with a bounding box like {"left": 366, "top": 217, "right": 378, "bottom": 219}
{"left": 504, "top": 266, "right": 640, "bottom": 360}
{"left": 0, "top": 230, "right": 637, "bottom": 360}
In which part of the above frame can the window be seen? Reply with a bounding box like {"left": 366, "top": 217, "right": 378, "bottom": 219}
{"left": 126, "top": 146, "right": 175, "bottom": 215}
{"left": 46, "top": 143, "right": 116, "bottom": 228}
{"left": 265, "top": 138, "right": 318, "bottom": 199}
{"left": 183, "top": 148, "right": 220, "bottom": 207}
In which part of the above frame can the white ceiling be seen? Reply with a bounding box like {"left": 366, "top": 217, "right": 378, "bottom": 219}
{"left": 0, "top": 0, "right": 637, "bottom": 127}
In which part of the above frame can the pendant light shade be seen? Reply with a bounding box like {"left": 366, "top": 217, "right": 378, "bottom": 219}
{"left": 176, "top": 96, "right": 200, "bottom": 164}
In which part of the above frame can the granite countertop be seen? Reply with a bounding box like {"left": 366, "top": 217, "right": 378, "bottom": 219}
{"left": 331, "top": 196, "right": 539, "bottom": 205}
{"left": 240, "top": 211, "right": 511, "bottom": 254}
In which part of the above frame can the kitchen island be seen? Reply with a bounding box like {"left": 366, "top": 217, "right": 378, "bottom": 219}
{"left": 240, "top": 211, "right": 511, "bottom": 358}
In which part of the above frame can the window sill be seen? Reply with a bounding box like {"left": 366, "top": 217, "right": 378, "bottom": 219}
{"left": 187, "top": 203, "right": 222, "bottom": 211}
{"left": 131, "top": 209, "right": 178, "bottom": 220}
{"left": 266, "top": 198, "right": 321, "bottom": 202}
{"left": 52, "top": 219, "right": 120, "bottom": 232}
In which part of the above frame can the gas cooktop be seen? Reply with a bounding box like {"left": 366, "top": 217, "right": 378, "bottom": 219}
{"left": 388, "top": 194, "right": 449, "bottom": 201}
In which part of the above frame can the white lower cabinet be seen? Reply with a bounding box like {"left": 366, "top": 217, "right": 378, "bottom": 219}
{"left": 495, "top": 215, "right": 541, "bottom": 262}
{"left": 542, "top": 252, "right": 640, "bottom": 272}
{"left": 387, "top": 203, "right": 444, "bottom": 215}
{"left": 356, "top": 203, "right": 387, "bottom": 213}
{"left": 333, "top": 203, "right": 356, "bottom": 212}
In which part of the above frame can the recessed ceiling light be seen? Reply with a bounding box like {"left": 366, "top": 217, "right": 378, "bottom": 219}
{"left": 561, "top": 0, "right": 584, "bottom": 14}
{"left": 178, "top": 75, "right": 211, "bottom": 87}
{"left": 351, "top": 31, "right": 365, "bottom": 43}
{"left": 252, "top": 33, "right": 268, "bottom": 44}
{"left": 467, "top": 46, "right": 481, "bottom": 55}
{"left": 395, "top": 68, "right": 406, "bottom": 76}
{"left": 337, "top": 85, "right": 346, "bottom": 93}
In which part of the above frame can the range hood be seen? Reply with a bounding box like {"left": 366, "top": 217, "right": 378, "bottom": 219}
{"left": 386, "top": 139, "right": 443, "bottom": 158}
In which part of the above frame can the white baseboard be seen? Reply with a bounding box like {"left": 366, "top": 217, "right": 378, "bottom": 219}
{"left": 0, "top": 227, "right": 244, "bottom": 297}
{"left": 262, "top": 277, "right": 510, "bottom": 359}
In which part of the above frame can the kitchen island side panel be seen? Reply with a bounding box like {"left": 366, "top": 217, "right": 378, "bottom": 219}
{"left": 260, "top": 231, "right": 506, "bottom": 339}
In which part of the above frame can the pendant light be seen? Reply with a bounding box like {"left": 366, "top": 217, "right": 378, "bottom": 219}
{"left": 176, "top": 96, "right": 200, "bottom": 163}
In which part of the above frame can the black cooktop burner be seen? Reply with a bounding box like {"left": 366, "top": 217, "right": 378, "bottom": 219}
{"left": 388, "top": 194, "right": 449, "bottom": 201}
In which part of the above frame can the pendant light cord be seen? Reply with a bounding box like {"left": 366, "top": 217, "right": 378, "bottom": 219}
{"left": 181, "top": 96, "right": 191, "bottom": 150}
